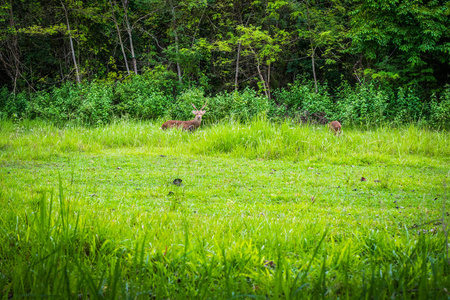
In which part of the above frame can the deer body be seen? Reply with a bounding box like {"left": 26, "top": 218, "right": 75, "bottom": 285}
{"left": 161, "top": 103, "right": 206, "bottom": 131}
{"left": 161, "top": 119, "right": 201, "bottom": 131}
{"left": 328, "top": 121, "right": 342, "bottom": 135}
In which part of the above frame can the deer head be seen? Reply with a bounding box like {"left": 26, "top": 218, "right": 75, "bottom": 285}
{"left": 191, "top": 103, "right": 207, "bottom": 122}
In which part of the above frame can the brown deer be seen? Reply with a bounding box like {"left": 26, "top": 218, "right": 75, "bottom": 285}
{"left": 328, "top": 121, "right": 342, "bottom": 136}
{"left": 161, "top": 103, "right": 207, "bottom": 131}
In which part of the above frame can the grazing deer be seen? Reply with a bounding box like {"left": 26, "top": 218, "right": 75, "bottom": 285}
{"left": 161, "top": 103, "right": 207, "bottom": 131}
{"left": 328, "top": 121, "right": 342, "bottom": 136}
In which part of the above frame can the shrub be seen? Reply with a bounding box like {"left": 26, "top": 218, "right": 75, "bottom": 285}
{"left": 271, "top": 81, "right": 336, "bottom": 123}
{"left": 208, "top": 88, "right": 269, "bottom": 121}
{"left": 170, "top": 87, "right": 209, "bottom": 121}
{"left": 2, "top": 76, "right": 449, "bottom": 129}
{"left": 429, "top": 85, "right": 450, "bottom": 129}
{"left": 390, "top": 87, "right": 424, "bottom": 124}
{"left": 0, "top": 86, "right": 14, "bottom": 119}
{"left": 114, "top": 75, "right": 172, "bottom": 119}
{"left": 8, "top": 91, "right": 29, "bottom": 119}
{"left": 77, "top": 82, "right": 113, "bottom": 125}
{"left": 26, "top": 82, "right": 113, "bottom": 125}
{"left": 26, "top": 83, "right": 83, "bottom": 123}
{"left": 335, "top": 82, "right": 389, "bottom": 125}
{"left": 168, "top": 88, "right": 270, "bottom": 123}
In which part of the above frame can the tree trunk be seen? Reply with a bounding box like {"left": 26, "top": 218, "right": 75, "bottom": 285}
{"left": 0, "top": 1, "right": 23, "bottom": 93}
{"left": 61, "top": 0, "right": 81, "bottom": 84}
{"left": 305, "top": 2, "right": 318, "bottom": 93}
{"left": 235, "top": 15, "right": 251, "bottom": 92}
{"left": 251, "top": 47, "right": 270, "bottom": 99}
{"left": 234, "top": 41, "right": 241, "bottom": 91}
{"left": 311, "top": 47, "right": 318, "bottom": 93}
{"left": 267, "top": 62, "right": 271, "bottom": 99}
{"left": 169, "top": 0, "right": 182, "bottom": 83}
{"left": 122, "top": 0, "right": 138, "bottom": 75}
{"left": 110, "top": 0, "right": 130, "bottom": 75}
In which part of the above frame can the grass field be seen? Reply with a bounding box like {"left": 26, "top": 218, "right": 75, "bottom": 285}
{"left": 0, "top": 119, "right": 449, "bottom": 299}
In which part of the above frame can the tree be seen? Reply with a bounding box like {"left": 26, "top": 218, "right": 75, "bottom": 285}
{"left": 121, "top": 0, "right": 138, "bottom": 75}
{"left": 350, "top": 0, "right": 450, "bottom": 87}
{"left": 109, "top": 0, "right": 130, "bottom": 75}
{"left": 291, "top": 0, "right": 349, "bottom": 91}
{"left": 236, "top": 25, "right": 289, "bottom": 99}
{"left": 0, "top": 0, "right": 24, "bottom": 92}
{"left": 60, "top": 0, "right": 81, "bottom": 83}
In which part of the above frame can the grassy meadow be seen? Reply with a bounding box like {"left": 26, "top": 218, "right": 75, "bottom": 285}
{"left": 0, "top": 119, "right": 449, "bottom": 299}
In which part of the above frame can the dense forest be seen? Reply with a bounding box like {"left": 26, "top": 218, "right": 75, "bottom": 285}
{"left": 1, "top": 0, "right": 450, "bottom": 126}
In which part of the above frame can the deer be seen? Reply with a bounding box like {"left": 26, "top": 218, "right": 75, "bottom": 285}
{"left": 328, "top": 121, "right": 342, "bottom": 136}
{"left": 161, "top": 103, "right": 207, "bottom": 131}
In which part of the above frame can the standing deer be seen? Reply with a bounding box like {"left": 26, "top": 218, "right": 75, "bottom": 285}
{"left": 161, "top": 103, "right": 207, "bottom": 131}
{"left": 328, "top": 121, "right": 342, "bottom": 136}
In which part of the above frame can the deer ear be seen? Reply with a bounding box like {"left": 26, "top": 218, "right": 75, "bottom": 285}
{"left": 192, "top": 110, "right": 197, "bottom": 114}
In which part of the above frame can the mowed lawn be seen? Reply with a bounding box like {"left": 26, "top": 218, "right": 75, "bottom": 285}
{"left": 0, "top": 120, "right": 449, "bottom": 299}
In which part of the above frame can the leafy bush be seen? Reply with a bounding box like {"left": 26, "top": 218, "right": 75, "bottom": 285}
{"left": 208, "top": 88, "right": 270, "bottom": 121}
{"left": 169, "top": 88, "right": 269, "bottom": 123}
{"left": 271, "top": 81, "right": 335, "bottom": 123}
{"left": 27, "top": 83, "right": 83, "bottom": 123}
{"left": 26, "top": 82, "right": 113, "bottom": 125}
{"left": 2, "top": 76, "right": 449, "bottom": 129}
{"left": 114, "top": 75, "right": 172, "bottom": 119}
{"left": 429, "top": 85, "right": 450, "bottom": 129}
{"left": 275, "top": 83, "right": 304, "bottom": 109}
{"left": 77, "top": 82, "right": 113, "bottom": 125}
{"left": 28, "top": 69, "right": 177, "bottom": 124}
{"left": 9, "top": 91, "right": 30, "bottom": 119}
{"left": 390, "top": 87, "right": 424, "bottom": 124}
{"left": 300, "top": 84, "right": 335, "bottom": 123}
{"left": 170, "top": 87, "right": 209, "bottom": 121}
{"left": 0, "top": 87, "right": 28, "bottom": 119}
{"left": 0, "top": 86, "right": 14, "bottom": 119}
{"left": 335, "top": 82, "right": 389, "bottom": 125}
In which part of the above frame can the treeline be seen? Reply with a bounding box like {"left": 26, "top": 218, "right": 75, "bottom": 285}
{"left": 0, "top": 0, "right": 450, "bottom": 126}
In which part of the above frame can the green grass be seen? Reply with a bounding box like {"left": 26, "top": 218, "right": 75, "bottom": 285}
{"left": 0, "top": 119, "right": 449, "bottom": 299}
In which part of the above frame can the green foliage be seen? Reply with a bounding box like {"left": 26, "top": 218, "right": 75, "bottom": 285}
{"left": 2, "top": 0, "right": 450, "bottom": 98}
{"left": 26, "top": 83, "right": 83, "bottom": 123}
{"left": 364, "top": 69, "right": 400, "bottom": 82}
{"left": 429, "top": 85, "right": 450, "bottom": 129}
{"left": 271, "top": 80, "right": 432, "bottom": 126}
{"left": 78, "top": 82, "right": 114, "bottom": 125}
{"left": 20, "top": 69, "right": 179, "bottom": 125}
{"left": 0, "top": 91, "right": 30, "bottom": 120}
{"left": 237, "top": 25, "right": 288, "bottom": 66}
{"left": 300, "top": 83, "right": 335, "bottom": 120}
{"left": 3, "top": 76, "right": 450, "bottom": 129}
{"left": 25, "top": 82, "right": 113, "bottom": 125}
{"left": 207, "top": 88, "right": 270, "bottom": 121}
{"left": 336, "top": 82, "right": 390, "bottom": 125}
{"left": 271, "top": 80, "right": 335, "bottom": 122}
{"left": 350, "top": 0, "right": 450, "bottom": 86}
{"left": 114, "top": 74, "right": 173, "bottom": 119}
{"left": 390, "top": 87, "right": 424, "bottom": 124}
{"left": 169, "top": 87, "right": 207, "bottom": 120}
{"left": 170, "top": 87, "right": 270, "bottom": 122}
{"left": 166, "top": 39, "right": 212, "bottom": 87}
{"left": 335, "top": 82, "right": 428, "bottom": 126}
{"left": 0, "top": 86, "right": 13, "bottom": 119}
